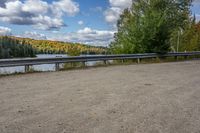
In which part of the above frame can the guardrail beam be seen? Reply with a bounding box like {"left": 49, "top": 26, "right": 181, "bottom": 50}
{"left": 1, "top": 52, "right": 200, "bottom": 73}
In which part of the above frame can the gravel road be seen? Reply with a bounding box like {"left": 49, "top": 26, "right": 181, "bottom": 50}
{"left": 0, "top": 61, "right": 200, "bottom": 133}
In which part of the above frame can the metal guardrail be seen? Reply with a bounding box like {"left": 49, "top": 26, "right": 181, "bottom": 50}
{"left": 0, "top": 52, "right": 200, "bottom": 72}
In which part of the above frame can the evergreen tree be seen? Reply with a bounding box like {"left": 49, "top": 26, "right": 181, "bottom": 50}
{"left": 0, "top": 36, "right": 36, "bottom": 59}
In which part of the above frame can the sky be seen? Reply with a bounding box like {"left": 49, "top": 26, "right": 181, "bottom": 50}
{"left": 0, "top": 0, "right": 199, "bottom": 47}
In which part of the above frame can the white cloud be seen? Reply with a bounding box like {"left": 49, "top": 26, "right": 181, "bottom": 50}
{"left": 0, "top": 26, "right": 11, "bottom": 35}
{"left": 20, "top": 31, "right": 47, "bottom": 40}
{"left": 104, "top": 7, "right": 122, "bottom": 24}
{"left": 196, "top": 14, "right": 200, "bottom": 21}
{"left": 0, "top": 26, "right": 114, "bottom": 46}
{"left": 78, "top": 20, "right": 84, "bottom": 25}
{"left": 50, "top": 27, "right": 115, "bottom": 46}
{"left": 52, "top": 0, "right": 79, "bottom": 17}
{"left": 109, "top": 0, "right": 132, "bottom": 8}
{"left": 104, "top": 0, "right": 132, "bottom": 25}
{"left": 22, "top": 0, "right": 49, "bottom": 15}
{"left": 0, "top": 0, "right": 79, "bottom": 30}
{"left": 0, "top": 0, "right": 15, "bottom": 7}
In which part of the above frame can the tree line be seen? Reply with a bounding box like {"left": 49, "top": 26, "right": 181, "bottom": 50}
{"left": 0, "top": 36, "right": 36, "bottom": 59}
{"left": 110, "top": 0, "right": 200, "bottom": 54}
{"left": 15, "top": 37, "right": 107, "bottom": 55}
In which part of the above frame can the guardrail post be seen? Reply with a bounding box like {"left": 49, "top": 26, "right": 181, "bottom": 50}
{"left": 184, "top": 55, "right": 188, "bottom": 60}
{"left": 175, "top": 56, "right": 178, "bottom": 60}
{"left": 104, "top": 60, "right": 107, "bottom": 65}
{"left": 25, "top": 65, "right": 30, "bottom": 73}
{"left": 154, "top": 56, "right": 157, "bottom": 61}
{"left": 82, "top": 61, "right": 86, "bottom": 67}
{"left": 55, "top": 63, "right": 60, "bottom": 71}
{"left": 137, "top": 58, "right": 141, "bottom": 64}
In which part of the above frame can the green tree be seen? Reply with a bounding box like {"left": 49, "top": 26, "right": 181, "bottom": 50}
{"left": 181, "top": 22, "right": 200, "bottom": 51}
{"left": 110, "top": 0, "right": 193, "bottom": 54}
{"left": 0, "top": 36, "right": 36, "bottom": 59}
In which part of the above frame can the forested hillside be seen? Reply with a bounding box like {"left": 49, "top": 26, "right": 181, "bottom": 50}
{"left": 12, "top": 37, "right": 107, "bottom": 55}
{"left": 0, "top": 36, "right": 36, "bottom": 59}
{"left": 0, "top": 36, "right": 107, "bottom": 59}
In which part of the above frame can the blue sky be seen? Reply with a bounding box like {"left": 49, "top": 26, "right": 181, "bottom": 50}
{"left": 0, "top": 0, "right": 199, "bottom": 46}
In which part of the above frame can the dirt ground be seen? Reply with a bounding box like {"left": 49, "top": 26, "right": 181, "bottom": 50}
{"left": 0, "top": 61, "right": 200, "bottom": 133}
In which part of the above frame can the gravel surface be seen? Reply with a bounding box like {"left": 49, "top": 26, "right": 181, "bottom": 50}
{"left": 0, "top": 61, "right": 200, "bottom": 133}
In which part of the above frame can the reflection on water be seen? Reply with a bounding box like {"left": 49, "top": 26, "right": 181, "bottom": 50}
{"left": 0, "top": 54, "right": 104, "bottom": 74}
